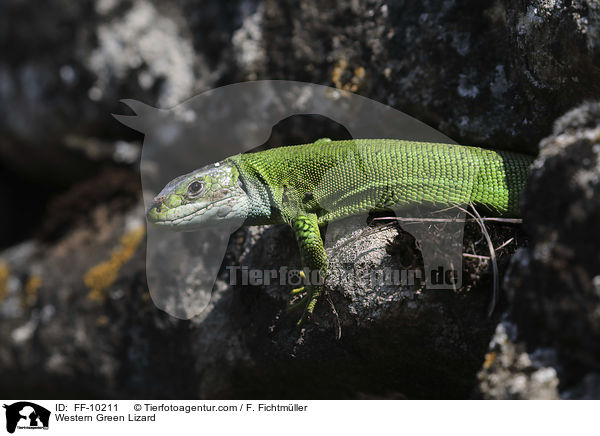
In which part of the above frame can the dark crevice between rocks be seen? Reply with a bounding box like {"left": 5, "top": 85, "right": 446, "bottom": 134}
{"left": 0, "top": 160, "right": 61, "bottom": 250}
{"left": 35, "top": 166, "right": 142, "bottom": 243}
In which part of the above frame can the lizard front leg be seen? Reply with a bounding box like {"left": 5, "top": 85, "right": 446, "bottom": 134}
{"left": 289, "top": 213, "right": 327, "bottom": 325}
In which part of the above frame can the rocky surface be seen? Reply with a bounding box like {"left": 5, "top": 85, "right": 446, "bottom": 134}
{"left": 475, "top": 320, "right": 560, "bottom": 400}
{"left": 3, "top": 0, "right": 599, "bottom": 176}
{"left": 1, "top": 0, "right": 600, "bottom": 398}
{"left": 479, "top": 103, "right": 600, "bottom": 398}
{"left": 478, "top": 101, "right": 600, "bottom": 399}
{"left": 511, "top": 102, "right": 600, "bottom": 364}
{"left": 0, "top": 193, "right": 521, "bottom": 398}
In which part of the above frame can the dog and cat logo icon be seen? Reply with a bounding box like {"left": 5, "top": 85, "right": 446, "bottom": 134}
{"left": 3, "top": 402, "right": 50, "bottom": 433}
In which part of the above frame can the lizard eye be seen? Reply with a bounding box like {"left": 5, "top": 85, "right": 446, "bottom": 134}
{"left": 187, "top": 181, "right": 204, "bottom": 196}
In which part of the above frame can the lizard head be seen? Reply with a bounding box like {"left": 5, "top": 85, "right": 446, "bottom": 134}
{"left": 146, "top": 159, "right": 249, "bottom": 231}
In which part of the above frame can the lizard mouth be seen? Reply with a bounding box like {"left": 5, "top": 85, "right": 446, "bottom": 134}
{"left": 147, "top": 195, "right": 239, "bottom": 227}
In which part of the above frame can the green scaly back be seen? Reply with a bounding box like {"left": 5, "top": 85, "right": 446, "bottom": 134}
{"left": 234, "top": 139, "right": 533, "bottom": 224}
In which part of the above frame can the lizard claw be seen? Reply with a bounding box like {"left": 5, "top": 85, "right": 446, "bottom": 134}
{"left": 290, "top": 286, "right": 305, "bottom": 295}
{"left": 297, "top": 291, "right": 320, "bottom": 326}
{"left": 287, "top": 287, "right": 321, "bottom": 326}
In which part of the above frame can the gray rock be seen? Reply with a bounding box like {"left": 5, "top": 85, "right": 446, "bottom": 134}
{"left": 480, "top": 101, "right": 600, "bottom": 399}
{"left": 258, "top": 0, "right": 600, "bottom": 151}
{"left": 2, "top": 0, "right": 600, "bottom": 182}
{"left": 509, "top": 101, "right": 600, "bottom": 366}
{"left": 475, "top": 318, "right": 560, "bottom": 399}
{"left": 0, "top": 0, "right": 251, "bottom": 181}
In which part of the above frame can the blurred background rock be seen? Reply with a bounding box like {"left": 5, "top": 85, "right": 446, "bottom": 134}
{"left": 0, "top": 0, "right": 599, "bottom": 398}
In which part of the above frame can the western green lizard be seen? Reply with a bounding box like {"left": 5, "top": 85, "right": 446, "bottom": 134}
{"left": 146, "top": 139, "right": 533, "bottom": 323}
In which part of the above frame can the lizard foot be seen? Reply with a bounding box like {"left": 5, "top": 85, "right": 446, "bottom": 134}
{"left": 287, "top": 285, "right": 321, "bottom": 325}
{"left": 290, "top": 286, "right": 305, "bottom": 295}
{"left": 297, "top": 290, "right": 320, "bottom": 326}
